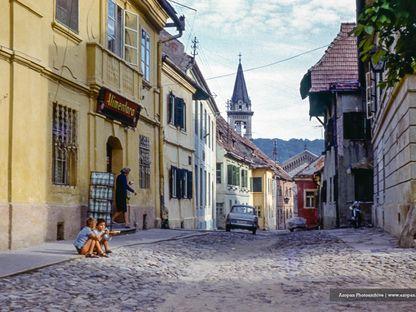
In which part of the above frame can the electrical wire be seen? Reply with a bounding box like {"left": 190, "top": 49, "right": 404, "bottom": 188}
{"left": 205, "top": 44, "right": 329, "bottom": 81}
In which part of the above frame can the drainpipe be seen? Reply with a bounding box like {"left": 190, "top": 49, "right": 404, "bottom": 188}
{"left": 157, "top": 14, "right": 185, "bottom": 228}
{"left": 333, "top": 94, "right": 340, "bottom": 227}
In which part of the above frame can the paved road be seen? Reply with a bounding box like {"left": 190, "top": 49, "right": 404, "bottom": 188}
{"left": 1, "top": 229, "right": 416, "bottom": 311}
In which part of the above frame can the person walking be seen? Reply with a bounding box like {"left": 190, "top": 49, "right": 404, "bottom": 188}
{"left": 112, "top": 168, "right": 136, "bottom": 226}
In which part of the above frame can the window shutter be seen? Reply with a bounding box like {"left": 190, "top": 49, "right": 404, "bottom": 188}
{"left": 168, "top": 93, "right": 174, "bottom": 124}
{"left": 124, "top": 10, "right": 139, "bottom": 65}
{"left": 176, "top": 168, "right": 182, "bottom": 199}
{"left": 169, "top": 166, "right": 175, "bottom": 198}
{"left": 187, "top": 170, "right": 193, "bottom": 199}
{"left": 227, "top": 165, "right": 232, "bottom": 185}
{"left": 175, "top": 98, "right": 184, "bottom": 128}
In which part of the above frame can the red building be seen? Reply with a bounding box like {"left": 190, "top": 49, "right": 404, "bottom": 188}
{"left": 294, "top": 156, "right": 324, "bottom": 228}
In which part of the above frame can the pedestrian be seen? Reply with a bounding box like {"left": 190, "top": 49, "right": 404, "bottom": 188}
{"left": 112, "top": 167, "right": 136, "bottom": 226}
{"left": 73, "top": 217, "right": 106, "bottom": 258}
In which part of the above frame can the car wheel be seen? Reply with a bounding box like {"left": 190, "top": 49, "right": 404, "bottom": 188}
{"left": 289, "top": 228, "right": 294, "bottom": 232}
{"left": 226, "top": 225, "right": 230, "bottom": 232}
{"left": 252, "top": 228, "right": 256, "bottom": 235}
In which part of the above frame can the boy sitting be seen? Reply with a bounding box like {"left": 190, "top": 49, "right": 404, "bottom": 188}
{"left": 95, "top": 218, "right": 120, "bottom": 254}
{"left": 73, "top": 217, "right": 107, "bottom": 258}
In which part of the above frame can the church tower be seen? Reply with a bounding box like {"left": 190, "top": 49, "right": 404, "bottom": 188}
{"left": 227, "top": 54, "right": 254, "bottom": 139}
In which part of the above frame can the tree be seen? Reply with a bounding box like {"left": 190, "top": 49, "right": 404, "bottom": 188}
{"left": 355, "top": 0, "right": 416, "bottom": 88}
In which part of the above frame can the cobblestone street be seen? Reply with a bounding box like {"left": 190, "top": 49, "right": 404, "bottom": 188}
{"left": 1, "top": 228, "right": 416, "bottom": 312}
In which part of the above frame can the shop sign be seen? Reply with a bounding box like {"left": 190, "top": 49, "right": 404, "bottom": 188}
{"left": 97, "top": 88, "right": 141, "bottom": 127}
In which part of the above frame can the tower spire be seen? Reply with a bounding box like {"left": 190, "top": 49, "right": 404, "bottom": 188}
{"left": 226, "top": 54, "right": 254, "bottom": 140}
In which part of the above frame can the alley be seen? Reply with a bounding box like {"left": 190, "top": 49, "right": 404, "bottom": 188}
{"left": 1, "top": 229, "right": 416, "bottom": 312}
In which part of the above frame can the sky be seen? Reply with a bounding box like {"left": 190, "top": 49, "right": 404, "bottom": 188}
{"left": 168, "top": 0, "right": 357, "bottom": 140}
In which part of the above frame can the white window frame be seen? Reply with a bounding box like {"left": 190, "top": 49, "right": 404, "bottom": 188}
{"left": 141, "top": 28, "right": 151, "bottom": 81}
{"left": 304, "top": 189, "right": 316, "bottom": 209}
{"left": 107, "top": 0, "right": 123, "bottom": 58}
{"left": 124, "top": 10, "right": 139, "bottom": 66}
{"left": 365, "top": 71, "right": 375, "bottom": 119}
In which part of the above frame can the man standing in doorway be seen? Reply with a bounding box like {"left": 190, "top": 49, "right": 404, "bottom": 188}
{"left": 113, "top": 168, "right": 136, "bottom": 226}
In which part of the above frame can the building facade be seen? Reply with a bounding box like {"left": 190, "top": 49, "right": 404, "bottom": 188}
{"left": 300, "top": 23, "right": 373, "bottom": 229}
{"left": 293, "top": 156, "right": 324, "bottom": 228}
{"left": 215, "top": 117, "right": 252, "bottom": 229}
{"left": 189, "top": 63, "right": 219, "bottom": 230}
{"left": 356, "top": 1, "right": 416, "bottom": 246}
{"left": 0, "top": 0, "right": 181, "bottom": 250}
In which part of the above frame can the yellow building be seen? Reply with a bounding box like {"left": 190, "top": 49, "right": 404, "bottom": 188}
{"left": 251, "top": 168, "right": 276, "bottom": 230}
{"left": 0, "top": 0, "right": 182, "bottom": 250}
{"left": 160, "top": 35, "right": 200, "bottom": 229}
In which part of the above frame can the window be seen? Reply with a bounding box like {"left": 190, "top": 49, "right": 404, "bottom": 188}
{"left": 208, "top": 115, "right": 211, "bottom": 148}
{"left": 56, "top": 0, "right": 79, "bottom": 33}
{"left": 216, "top": 163, "right": 222, "bottom": 184}
{"left": 168, "top": 92, "right": 186, "bottom": 130}
{"left": 52, "top": 103, "right": 77, "bottom": 186}
{"left": 204, "top": 110, "right": 207, "bottom": 144}
{"left": 124, "top": 11, "right": 139, "bottom": 65}
{"left": 305, "top": 191, "right": 315, "bottom": 208}
{"left": 252, "top": 177, "right": 262, "bottom": 192}
{"left": 139, "top": 135, "right": 151, "bottom": 189}
{"left": 343, "top": 112, "right": 366, "bottom": 140}
{"left": 170, "top": 167, "right": 192, "bottom": 199}
{"left": 107, "top": 1, "right": 140, "bottom": 65}
{"left": 211, "top": 121, "right": 214, "bottom": 150}
{"left": 200, "top": 168, "right": 203, "bottom": 207}
{"left": 241, "top": 169, "right": 248, "bottom": 188}
{"left": 107, "top": 0, "right": 123, "bottom": 58}
{"left": 227, "top": 165, "right": 240, "bottom": 186}
{"left": 199, "top": 103, "right": 203, "bottom": 140}
{"left": 141, "top": 29, "right": 151, "bottom": 81}
{"left": 194, "top": 101, "right": 198, "bottom": 135}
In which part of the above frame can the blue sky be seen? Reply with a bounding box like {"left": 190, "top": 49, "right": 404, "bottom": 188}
{"left": 168, "top": 0, "right": 357, "bottom": 140}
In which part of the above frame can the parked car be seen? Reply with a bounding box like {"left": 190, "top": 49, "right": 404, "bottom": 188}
{"left": 226, "top": 205, "right": 258, "bottom": 235}
{"left": 287, "top": 217, "right": 307, "bottom": 232}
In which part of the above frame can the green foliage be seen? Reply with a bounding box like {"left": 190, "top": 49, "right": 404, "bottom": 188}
{"left": 355, "top": 0, "right": 416, "bottom": 88}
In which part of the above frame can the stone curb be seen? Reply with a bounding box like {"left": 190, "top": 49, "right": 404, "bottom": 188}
{"left": 0, "top": 232, "right": 209, "bottom": 279}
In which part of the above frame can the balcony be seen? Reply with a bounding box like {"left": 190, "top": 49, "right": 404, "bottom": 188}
{"left": 86, "top": 43, "right": 142, "bottom": 102}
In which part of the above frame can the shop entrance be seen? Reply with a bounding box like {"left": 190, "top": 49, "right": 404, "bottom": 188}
{"left": 106, "top": 136, "right": 123, "bottom": 175}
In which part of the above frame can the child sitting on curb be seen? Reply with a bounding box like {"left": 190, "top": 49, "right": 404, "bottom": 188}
{"left": 95, "top": 219, "right": 112, "bottom": 254}
{"left": 73, "top": 217, "right": 107, "bottom": 258}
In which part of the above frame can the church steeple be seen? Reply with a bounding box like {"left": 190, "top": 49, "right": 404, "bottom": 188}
{"left": 227, "top": 54, "right": 254, "bottom": 139}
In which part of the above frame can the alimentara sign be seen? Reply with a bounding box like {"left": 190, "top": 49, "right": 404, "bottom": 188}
{"left": 98, "top": 88, "right": 141, "bottom": 127}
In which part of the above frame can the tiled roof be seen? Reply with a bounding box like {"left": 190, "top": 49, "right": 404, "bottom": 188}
{"left": 303, "top": 23, "right": 359, "bottom": 94}
{"left": 295, "top": 155, "right": 325, "bottom": 177}
{"left": 216, "top": 116, "right": 291, "bottom": 180}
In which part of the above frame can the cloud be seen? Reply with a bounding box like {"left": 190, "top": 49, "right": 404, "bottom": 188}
{"left": 172, "top": 0, "right": 356, "bottom": 139}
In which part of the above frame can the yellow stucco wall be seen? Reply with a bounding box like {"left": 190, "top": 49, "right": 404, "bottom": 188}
{"left": 252, "top": 168, "right": 276, "bottom": 230}
{"left": 161, "top": 62, "right": 196, "bottom": 229}
{"left": 0, "top": 0, "right": 168, "bottom": 249}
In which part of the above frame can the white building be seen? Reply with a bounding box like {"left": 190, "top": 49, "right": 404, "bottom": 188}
{"left": 190, "top": 63, "right": 219, "bottom": 230}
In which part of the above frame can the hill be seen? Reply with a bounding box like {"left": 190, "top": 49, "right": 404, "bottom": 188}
{"left": 252, "top": 138, "right": 324, "bottom": 163}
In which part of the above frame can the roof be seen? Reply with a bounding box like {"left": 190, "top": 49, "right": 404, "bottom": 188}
{"left": 216, "top": 116, "right": 291, "bottom": 180}
{"left": 161, "top": 31, "right": 210, "bottom": 100}
{"left": 282, "top": 150, "right": 319, "bottom": 177}
{"left": 294, "top": 155, "right": 325, "bottom": 178}
{"left": 231, "top": 61, "right": 251, "bottom": 104}
{"left": 300, "top": 23, "right": 359, "bottom": 99}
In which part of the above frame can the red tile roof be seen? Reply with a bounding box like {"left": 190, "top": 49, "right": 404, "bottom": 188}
{"left": 305, "top": 23, "right": 359, "bottom": 94}
{"left": 216, "top": 116, "right": 291, "bottom": 180}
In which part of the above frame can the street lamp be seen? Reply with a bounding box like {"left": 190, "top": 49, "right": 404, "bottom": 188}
{"left": 369, "top": 48, "right": 386, "bottom": 74}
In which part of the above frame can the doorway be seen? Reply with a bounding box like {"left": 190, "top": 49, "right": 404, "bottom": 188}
{"left": 106, "top": 136, "right": 123, "bottom": 175}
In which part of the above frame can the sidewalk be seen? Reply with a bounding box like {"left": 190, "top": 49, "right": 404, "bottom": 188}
{"left": 0, "top": 229, "right": 207, "bottom": 278}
